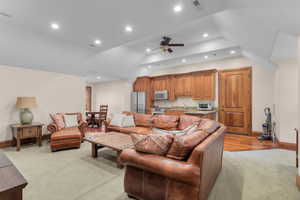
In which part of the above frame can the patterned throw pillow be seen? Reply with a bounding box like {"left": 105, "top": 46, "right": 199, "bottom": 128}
{"left": 50, "top": 113, "right": 65, "bottom": 130}
{"left": 166, "top": 130, "right": 209, "bottom": 160}
{"left": 198, "top": 119, "right": 220, "bottom": 134}
{"left": 178, "top": 115, "right": 201, "bottom": 130}
{"left": 64, "top": 114, "right": 78, "bottom": 128}
{"left": 153, "top": 124, "right": 198, "bottom": 136}
{"left": 122, "top": 115, "right": 135, "bottom": 127}
{"left": 130, "top": 133, "right": 174, "bottom": 155}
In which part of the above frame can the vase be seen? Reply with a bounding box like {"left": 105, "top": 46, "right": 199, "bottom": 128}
{"left": 20, "top": 108, "right": 33, "bottom": 124}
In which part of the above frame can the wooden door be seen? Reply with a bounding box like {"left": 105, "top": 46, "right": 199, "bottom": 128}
{"left": 85, "top": 86, "right": 92, "bottom": 111}
{"left": 219, "top": 67, "right": 252, "bottom": 135}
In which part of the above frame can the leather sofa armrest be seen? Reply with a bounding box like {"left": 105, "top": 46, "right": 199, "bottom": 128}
{"left": 78, "top": 121, "right": 88, "bottom": 137}
{"left": 120, "top": 149, "right": 200, "bottom": 186}
{"left": 47, "top": 123, "right": 58, "bottom": 134}
{"left": 187, "top": 125, "right": 226, "bottom": 200}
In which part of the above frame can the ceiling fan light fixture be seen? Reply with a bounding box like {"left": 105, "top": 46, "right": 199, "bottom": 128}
{"left": 146, "top": 48, "right": 151, "bottom": 53}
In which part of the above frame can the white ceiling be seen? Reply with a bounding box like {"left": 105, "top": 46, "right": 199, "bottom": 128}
{"left": 0, "top": 0, "right": 299, "bottom": 82}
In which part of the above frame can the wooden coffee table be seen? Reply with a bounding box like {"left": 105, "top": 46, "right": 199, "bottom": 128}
{"left": 84, "top": 132, "right": 133, "bottom": 168}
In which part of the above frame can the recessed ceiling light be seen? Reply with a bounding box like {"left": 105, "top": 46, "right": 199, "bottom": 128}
{"left": 148, "top": 65, "right": 152, "bottom": 69}
{"left": 50, "top": 22, "right": 60, "bottom": 30}
{"left": 125, "top": 25, "right": 133, "bottom": 32}
{"left": 204, "top": 55, "right": 208, "bottom": 59}
{"left": 230, "top": 50, "right": 236, "bottom": 55}
{"left": 182, "top": 59, "right": 187, "bottom": 63}
{"left": 96, "top": 76, "right": 101, "bottom": 80}
{"left": 146, "top": 48, "right": 151, "bottom": 53}
{"left": 94, "top": 39, "right": 102, "bottom": 45}
{"left": 174, "top": 5, "right": 183, "bottom": 13}
{"left": 203, "top": 33, "right": 209, "bottom": 38}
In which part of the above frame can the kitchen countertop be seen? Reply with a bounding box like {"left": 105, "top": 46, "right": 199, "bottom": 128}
{"left": 184, "top": 110, "right": 217, "bottom": 115}
{"left": 152, "top": 106, "right": 218, "bottom": 115}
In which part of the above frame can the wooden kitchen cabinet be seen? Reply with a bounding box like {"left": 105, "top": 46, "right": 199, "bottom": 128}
{"left": 175, "top": 74, "right": 192, "bottom": 97}
{"left": 133, "top": 77, "right": 151, "bottom": 91}
{"left": 165, "top": 110, "right": 185, "bottom": 116}
{"left": 191, "top": 71, "right": 216, "bottom": 100}
{"left": 133, "top": 77, "right": 152, "bottom": 113}
{"left": 152, "top": 75, "right": 176, "bottom": 101}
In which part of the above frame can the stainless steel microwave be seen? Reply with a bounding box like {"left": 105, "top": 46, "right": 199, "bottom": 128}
{"left": 154, "top": 90, "right": 168, "bottom": 100}
{"left": 198, "top": 103, "right": 213, "bottom": 111}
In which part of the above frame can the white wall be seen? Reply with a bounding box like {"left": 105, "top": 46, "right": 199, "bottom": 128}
{"left": 0, "top": 65, "right": 86, "bottom": 142}
{"left": 92, "top": 80, "right": 132, "bottom": 118}
{"left": 298, "top": 36, "right": 300, "bottom": 176}
{"left": 149, "top": 56, "right": 275, "bottom": 132}
{"left": 274, "top": 59, "right": 299, "bottom": 143}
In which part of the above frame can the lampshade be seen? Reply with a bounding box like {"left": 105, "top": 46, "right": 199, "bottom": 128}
{"left": 16, "top": 97, "right": 38, "bottom": 109}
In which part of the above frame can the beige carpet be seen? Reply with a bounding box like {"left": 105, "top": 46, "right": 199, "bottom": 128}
{"left": 2, "top": 142, "right": 300, "bottom": 200}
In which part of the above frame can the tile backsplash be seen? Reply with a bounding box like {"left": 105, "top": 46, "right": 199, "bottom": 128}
{"left": 154, "top": 97, "right": 216, "bottom": 108}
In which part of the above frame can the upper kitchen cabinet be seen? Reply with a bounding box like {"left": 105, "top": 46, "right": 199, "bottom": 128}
{"left": 175, "top": 74, "right": 192, "bottom": 97}
{"left": 133, "top": 77, "right": 151, "bottom": 91}
{"left": 191, "top": 70, "right": 216, "bottom": 100}
{"left": 152, "top": 75, "right": 176, "bottom": 101}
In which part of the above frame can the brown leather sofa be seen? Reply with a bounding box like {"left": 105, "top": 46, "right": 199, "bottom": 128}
{"left": 117, "top": 113, "right": 226, "bottom": 200}
{"left": 47, "top": 113, "right": 87, "bottom": 152}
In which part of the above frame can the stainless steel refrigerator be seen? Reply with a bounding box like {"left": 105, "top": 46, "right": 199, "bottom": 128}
{"left": 131, "top": 92, "right": 146, "bottom": 113}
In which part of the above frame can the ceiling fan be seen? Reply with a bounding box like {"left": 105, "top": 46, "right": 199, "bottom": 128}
{"left": 159, "top": 36, "right": 184, "bottom": 53}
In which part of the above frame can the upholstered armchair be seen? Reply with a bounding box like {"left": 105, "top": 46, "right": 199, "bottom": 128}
{"left": 47, "top": 113, "right": 88, "bottom": 152}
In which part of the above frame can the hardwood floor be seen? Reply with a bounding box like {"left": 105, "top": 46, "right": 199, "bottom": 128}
{"left": 224, "top": 134, "right": 278, "bottom": 152}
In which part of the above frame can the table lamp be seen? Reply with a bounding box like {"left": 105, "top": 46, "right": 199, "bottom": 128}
{"left": 16, "top": 97, "right": 38, "bottom": 124}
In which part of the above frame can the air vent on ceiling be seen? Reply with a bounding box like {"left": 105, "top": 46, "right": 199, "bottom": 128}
{"left": 0, "top": 12, "right": 12, "bottom": 18}
{"left": 192, "top": 0, "right": 201, "bottom": 7}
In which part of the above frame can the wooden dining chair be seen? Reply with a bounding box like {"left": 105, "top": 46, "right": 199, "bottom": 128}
{"left": 98, "top": 105, "right": 108, "bottom": 129}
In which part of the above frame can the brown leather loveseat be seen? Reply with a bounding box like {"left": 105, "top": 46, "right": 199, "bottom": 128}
{"left": 116, "top": 113, "right": 226, "bottom": 200}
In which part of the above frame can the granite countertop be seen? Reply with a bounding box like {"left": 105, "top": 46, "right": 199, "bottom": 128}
{"left": 184, "top": 110, "right": 218, "bottom": 115}
{"left": 153, "top": 106, "right": 218, "bottom": 114}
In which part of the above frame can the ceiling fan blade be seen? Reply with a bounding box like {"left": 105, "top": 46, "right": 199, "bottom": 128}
{"left": 168, "top": 43, "right": 184, "bottom": 47}
{"left": 167, "top": 48, "right": 173, "bottom": 53}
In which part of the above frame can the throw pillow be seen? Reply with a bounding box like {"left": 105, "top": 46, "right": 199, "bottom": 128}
{"left": 166, "top": 130, "right": 209, "bottom": 160}
{"left": 50, "top": 113, "right": 65, "bottom": 130}
{"left": 178, "top": 115, "right": 201, "bottom": 130}
{"left": 110, "top": 114, "right": 125, "bottom": 127}
{"left": 122, "top": 115, "right": 135, "bottom": 127}
{"left": 64, "top": 114, "right": 78, "bottom": 128}
{"left": 131, "top": 133, "right": 174, "bottom": 155}
{"left": 198, "top": 119, "right": 220, "bottom": 134}
{"left": 153, "top": 124, "right": 197, "bottom": 136}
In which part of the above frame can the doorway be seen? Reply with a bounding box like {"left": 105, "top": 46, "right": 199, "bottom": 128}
{"left": 86, "top": 86, "right": 92, "bottom": 112}
{"left": 218, "top": 67, "right": 252, "bottom": 135}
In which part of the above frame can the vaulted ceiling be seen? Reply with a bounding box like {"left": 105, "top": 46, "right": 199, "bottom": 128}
{"left": 0, "top": 0, "right": 299, "bottom": 82}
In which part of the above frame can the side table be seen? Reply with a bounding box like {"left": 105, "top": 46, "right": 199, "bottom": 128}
{"left": 10, "top": 122, "right": 44, "bottom": 151}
